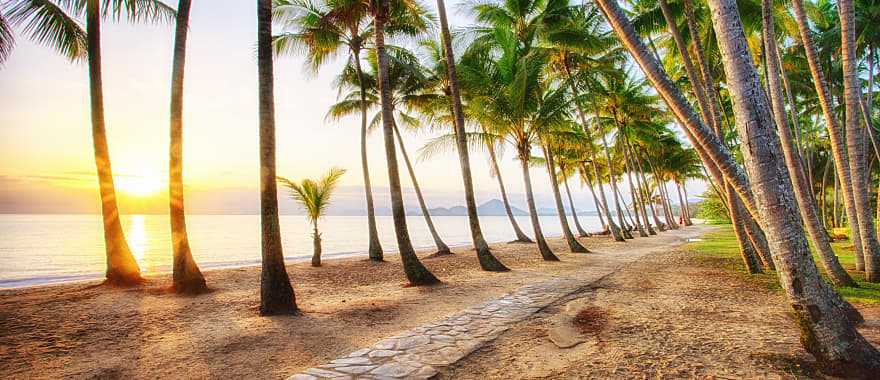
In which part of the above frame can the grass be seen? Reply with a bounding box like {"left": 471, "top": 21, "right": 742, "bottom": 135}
{"left": 687, "top": 225, "right": 880, "bottom": 305}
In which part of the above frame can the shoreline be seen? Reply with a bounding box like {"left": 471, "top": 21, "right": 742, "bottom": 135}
{"left": 0, "top": 232, "right": 571, "bottom": 290}
{"left": 0, "top": 228, "right": 697, "bottom": 379}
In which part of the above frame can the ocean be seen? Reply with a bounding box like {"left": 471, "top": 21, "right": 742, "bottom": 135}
{"left": 0, "top": 214, "right": 603, "bottom": 288}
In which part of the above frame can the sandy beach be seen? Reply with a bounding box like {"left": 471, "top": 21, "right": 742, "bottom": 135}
{"left": 2, "top": 225, "right": 878, "bottom": 379}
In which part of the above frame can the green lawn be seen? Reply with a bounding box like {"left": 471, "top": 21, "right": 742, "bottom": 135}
{"left": 687, "top": 225, "right": 880, "bottom": 305}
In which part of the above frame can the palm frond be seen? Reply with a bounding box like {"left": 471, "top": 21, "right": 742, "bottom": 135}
{"left": 5, "top": 0, "right": 87, "bottom": 62}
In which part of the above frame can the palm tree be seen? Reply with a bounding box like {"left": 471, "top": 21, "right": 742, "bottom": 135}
{"left": 272, "top": 0, "right": 385, "bottom": 261}
{"left": 7, "top": 0, "right": 174, "bottom": 285}
{"left": 279, "top": 168, "right": 346, "bottom": 267}
{"left": 540, "top": 119, "right": 590, "bottom": 253}
{"left": 760, "top": 0, "right": 855, "bottom": 286}
{"left": 840, "top": 0, "right": 880, "bottom": 282}
{"left": 258, "top": 0, "right": 296, "bottom": 314}
{"left": 416, "top": 37, "right": 533, "bottom": 244}
{"left": 329, "top": 49, "right": 453, "bottom": 256}
{"left": 458, "top": 26, "right": 560, "bottom": 261}
{"left": 433, "top": 0, "right": 508, "bottom": 270}
{"left": 790, "top": 0, "right": 867, "bottom": 271}
{"left": 372, "top": 0, "right": 439, "bottom": 285}
{"left": 600, "top": 0, "right": 880, "bottom": 370}
{"left": 168, "top": 0, "right": 206, "bottom": 294}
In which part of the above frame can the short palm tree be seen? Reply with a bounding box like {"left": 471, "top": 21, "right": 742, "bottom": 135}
{"left": 279, "top": 168, "right": 346, "bottom": 267}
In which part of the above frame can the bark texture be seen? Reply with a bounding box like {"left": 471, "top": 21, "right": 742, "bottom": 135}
{"left": 169, "top": 0, "right": 207, "bottom": 294}
{"left": 258, "top": 0, "right": 297, "bottom": 315}
{"left": 704, "top": 0, "right": 880, "bottom": 372}
{"left": 436, "top": 0, "right": 508, "bottom": 271}
{"left": 87, "top": 0, "right": 144, "bottom": 286}
{"left": 374, "top": 0, "right": 440, "bottom": 285}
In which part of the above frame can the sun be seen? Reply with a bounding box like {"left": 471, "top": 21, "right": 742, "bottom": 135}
{"left": 116, "top": 175, "right": 163, "bottom": 196}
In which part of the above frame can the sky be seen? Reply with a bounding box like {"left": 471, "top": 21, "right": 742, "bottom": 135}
{"left": 0, "top": 0, "right": 706, "bottom": 215}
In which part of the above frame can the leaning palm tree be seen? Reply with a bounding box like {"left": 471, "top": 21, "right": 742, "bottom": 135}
{"left": 329, "top": 49, "right": 453, "bottom": 256}
{"left": 258, "top": 0, "right": 296, "bottom": 314}
{"left": 279, "top": 168, "right": 346, "bottom": 267}
{"left": 371, "top": 0, "right": 439, "bottom": 285}
{"left": 432, "top": 0, "right": 508, "bottom": 271}
{"left": 594, "top": 0, "right": 880, "bottom": 371}
{"left": 415, "top": 36, "right": 532, "bottom": 244}
{"left": 168, "top": 0, "right": 206, "bottom": 294}
{"left": 6, "top": 0, "right": 174, "bottom": 285}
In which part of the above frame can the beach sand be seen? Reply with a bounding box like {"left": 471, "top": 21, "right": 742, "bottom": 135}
{"left": 5, "top": 225, "right": 874, "bottom": 379}
{"left": 0, "top": 228, "right": 669, "bottom": 379}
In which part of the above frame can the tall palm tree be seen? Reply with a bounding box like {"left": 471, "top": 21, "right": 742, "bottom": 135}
{"left": 272, "top": 0, "right": 385, "bottom": 261}
{"left": 433, "top": 0, "right": 508, "bottom": 270}
{"left": 790, "top": 0, "right": 867, "bottom": 271}
{"left": 7, "top": 0, "right": 174, "bottom": 285}
{"left": 279, "top": 168, "right": 346, "bottom": 267}
{"left": 761, "top": 0, "right": 854, "bottom": 286}
{"left": 372, "top": 0, "right": 439, "bottom": 285}
{"left": 329, "top": 50, "right": 453, "bottom": 256}
{"left": 596, "top": 0, "right": 880, "bottom": 371}
{"left": 458, "top": 25, "right": 560, "bottom": 261}
{"left": 540, "top": 119, "right": 590, "bottom": 253}
{"left": 168, "top": 0, "right": 206, "bottom": 294}
{"left": 702, "top": 0, "right": 880, "bottom": 371}
{"left": 258, "top": 0, "right": 296, "bottom": 314}
{"left": 840, "top": 0, "right": 880, "bottom": 282}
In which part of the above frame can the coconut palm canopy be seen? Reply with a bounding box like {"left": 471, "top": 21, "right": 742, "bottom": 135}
{"left": 4, "top": 0, "right": 880, "bottom": 372}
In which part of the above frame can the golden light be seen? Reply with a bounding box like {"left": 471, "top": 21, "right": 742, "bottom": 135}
{"left": 116, "top": 175, "right": 163, "bottom": 196}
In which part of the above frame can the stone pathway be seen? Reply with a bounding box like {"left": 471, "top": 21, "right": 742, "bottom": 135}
{"left": 289, "top": 232, "right": 699, "bottom": 380}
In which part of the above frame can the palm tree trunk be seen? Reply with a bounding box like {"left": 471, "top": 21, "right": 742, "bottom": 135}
{"left": 257, "top": 0, "right": 296, "bottom": 315}
{"left": 435, "top": 0, "right": 507, "bottom": 271}
{"left": 373, "top": 0, "right": 440, "bottom": 285}
{"left": 562, "top": 172, "right": 590, "bottom": 237}
{"left": 703, "top": 0, "right": 880, "bottom": 371}
{"left": 86, "top": 0, "right": 143, "bottom": 286}
{"left": 169, "top": 0, "right": 206, "bottom": 294}
{"left": 616, "top": 185, "right": 637, "bottom": 230}
{"left": 597, "top": 0, "right": 759, "bottom": 221}
{"left": 635, "top": 153, "right": 665, "bottom": 231}
{"left": 629, "top": 147, "right": 655, "bottom": 234}
{"left": 620, "top": 135, "right": 649, "bottom": 236}
{"left": 312, "top": 222, "right": 322, "bottom": 267}
{"left": 840, "top": 0, "right": 880, "bottom": 282}
{"left": 822, "top": 158, "right": 831, "bottom": 228}
{"left": 598, "top": 125, "right": 633, "bottom": 239}
{"left": 488, "top": 142, "right": 532, "bottom": 243}
{"left": 762, "top": 0, "right": 855, "bottom": 286}
{"left": 587, "top": 162, "right": 623, "bottom": 238}
{"left": 791, "top": 0, "right": 867, "bottom": 271}
{"left": 392, "top": 121, "right": 451, "bottom": 255}
{"left": 567, "top": 71, "right": 623, "bottom": 241}
{"left": 518, "top": 144, "right": 559, "bottom": 261}
{"left": 352, "top": 50, "right": 384, "bottom": 262}
{"left": 676, "top": 182, "right": 690, "bottom": 226}
{"left": 581, "top": 167, "right": 608, "bottom": 233}
{"left": 683, "top": 126, "right": 771, "bottom": 268}
{"left": 544, "top": 145, "right": 589, "bottom": 252}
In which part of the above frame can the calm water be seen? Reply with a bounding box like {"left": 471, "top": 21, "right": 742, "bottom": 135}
{"left": 0, "top": 214, "right": 602, "bottom": 288}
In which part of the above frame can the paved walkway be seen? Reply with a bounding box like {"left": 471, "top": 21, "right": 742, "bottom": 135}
{"left": 289, "top": 230, "right": 702, "bottom": 380}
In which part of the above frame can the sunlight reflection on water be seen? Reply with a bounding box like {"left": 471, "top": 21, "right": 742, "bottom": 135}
{"left": 0, "top": 214, "right": 603, "bottom": 287}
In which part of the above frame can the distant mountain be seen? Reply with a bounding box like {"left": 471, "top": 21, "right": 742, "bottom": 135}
{"left": 423, "top": 199, "right": 528, "bottom": 216}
